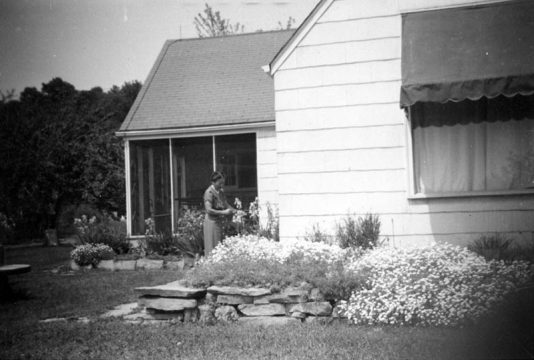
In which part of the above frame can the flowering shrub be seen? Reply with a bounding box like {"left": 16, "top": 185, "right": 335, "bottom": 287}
{"left": 339, "top": 243, "right": 532, "bottom": 327}
{"left": 184, "top": 235, "right": 364, "bottom": 300}
{"left": 70, "top": 243, "right": 115, "bottom": 266}
{"left": 174, "top": 210, "right": 204, "bottom": 256}
{"left": 75, "top": 214, "right": 129, "bottom": 254}
{"left": 230, "top": 197, "right": 279, "bottom": 241}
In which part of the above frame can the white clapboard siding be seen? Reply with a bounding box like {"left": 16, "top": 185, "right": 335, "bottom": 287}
{"left": 301, "top": 15, "right": 401, "bottom": 46}
{"left": 400, "top": 0, "right": 514, "bottom": 13}
{"left": 278, "top": 169, "right": 406, "bottom": 195}
{"left": 257, "top": 150, "right": 277, "bottom": 166}
{"left": 276, "top": 59, "right": 401, "bottom": 90}
{"left": 276, "top": 81, "right": 400, "bottom": 111}
{"left": 257, "top": 164, "right": 277, "bottom": 180}
{"left": 278, "top": 147, "right": 406, "bottom": 174}
{"left": 273, "top": 0, "right": 534, "bottom": 245}
{"left": 282, "top": 37, "right": 400, "bottom": 70}
{"left": 256, "top": 127, "right": 278, "bottom": 205}
{"left": 279, "top": 211, "right": 534, "bottom": 238}
{"left": 276, "top": 125, "right": 404, "bottom": 153}
{"left": 276, "top": 103, "right": 405, "bottom": 131}
{"left": 319, "top": 0, "right": 400, "bottom": 22}
{"left": 279, "top": 193, "right": 534, "bottom": 217}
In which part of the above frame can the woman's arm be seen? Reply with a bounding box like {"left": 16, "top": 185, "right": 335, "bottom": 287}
{"left": 204, "top": 199, "right": 232, "bottom": 216}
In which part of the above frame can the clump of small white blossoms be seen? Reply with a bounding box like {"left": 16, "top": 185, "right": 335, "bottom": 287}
{"left": 339, "top": 243, "right": 532, "bottom": 327}
{"left": 202, "top": 235, "right": 347, "bottom": 265}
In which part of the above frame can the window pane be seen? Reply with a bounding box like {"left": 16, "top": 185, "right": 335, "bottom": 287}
{"left": 172, "top": 137, "right": 213, "bottom": 224}
{"left": 412, "top": 96, "right": 534, "bottom": 194}
{"left": 215, "top": 133, "right": 257, "bottom": 208}
{"left": 129, "top": 140, "right": 171, "bottom": 235}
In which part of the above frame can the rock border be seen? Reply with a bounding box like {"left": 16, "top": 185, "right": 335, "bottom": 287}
{"left": 127, "top": 281, "right": 349, "bottom": 326}
{"left": 70, "top": 259, "right": 186, "bottom": 272}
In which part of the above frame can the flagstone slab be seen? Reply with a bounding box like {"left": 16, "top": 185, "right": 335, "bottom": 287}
{"left": 136, "top": 259, "right": 164, "bottom": 270}
{"left": 287, "top": 302, "right": 333, "bottom": 316}
{"left": 134, "top": 281, "right": 206, "bottom": 298}
{"left": 96, "top": 260, "right": 115, "bottom": 271}
{"left": 100, "top": 302, "right": 139, "bottom": 318}
{"left": 125, "top": 310, "right": 184, "bottom": 321}
{"left": 164, "top": 260, "right": 185, "bottom": 271}
{"left": 238, "top": 316, "right": 300, "bottom": 326}
{"left": 207, "top": 286, "right": 271, "bottom": 297}
{"left": 114, "top": 260, "right": 136, "bottom": 271}
{"left": 138, "top": 296, "right": 197, "bottom": 311}
{"left": 217, "top": 294, "right": 253, "bottom": 305}
{"left": 238, "top": 303, "right": 286, "bottom": 317}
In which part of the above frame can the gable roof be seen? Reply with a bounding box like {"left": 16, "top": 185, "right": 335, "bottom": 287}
{"left": 269, "top": 0, "right": 333, "bottom": 76}
{"left": 119, "top": 30, "right": 294, "bottom": 135}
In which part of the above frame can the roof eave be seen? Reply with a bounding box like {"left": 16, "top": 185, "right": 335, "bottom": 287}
{"left": 115, "top": 120, "right": 276, "bottom": 140}
{"left": 269, "top": 0, "right": 335, "bottom": 77}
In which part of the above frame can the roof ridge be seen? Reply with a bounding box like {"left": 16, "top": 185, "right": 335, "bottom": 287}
{"left": 167, "top": 29, "right": 295, "bottom": 43}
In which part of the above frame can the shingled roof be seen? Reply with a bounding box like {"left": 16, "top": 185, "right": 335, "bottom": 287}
{"left": 119, "top": 30, "right": 294, "bottom": 134}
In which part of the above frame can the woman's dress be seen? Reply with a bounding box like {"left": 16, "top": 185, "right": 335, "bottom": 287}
{"left": 203, "top": 185, "right": 228, "bottom": 255}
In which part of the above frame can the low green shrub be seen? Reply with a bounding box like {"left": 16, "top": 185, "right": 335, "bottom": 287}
{"left": 339, "top": 243, "right": 533, "bottom": 327}
{"left": 336, "top": 213, "right": 380, "bottom": 250}
{"left": 70, "top": 243, "right": 115, "bottom": 266}
{"left": 468, "top": 234, "right": 515, "bottom": 261}
{"left": 75, "top": 214, "right": 129, "bottom": 254}
{"left": 141, "top": 231, "right": 179, "bottom": 257}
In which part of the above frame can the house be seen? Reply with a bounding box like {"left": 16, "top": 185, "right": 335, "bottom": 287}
{"left": 120, "top": 0, "right": 534, "bottom": 247}
{"left": 268, "top": 0, "right": 534, "bottom": 246}
{"left": 117, "top": 30, "right": 294, "bottom": 237}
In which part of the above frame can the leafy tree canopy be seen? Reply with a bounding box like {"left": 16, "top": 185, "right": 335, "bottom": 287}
{"left": 0, "top": 78, "right": 141, "bottom": 241}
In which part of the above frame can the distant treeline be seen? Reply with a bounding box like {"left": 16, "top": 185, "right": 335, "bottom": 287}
{"left": 0, "top": 78, "right": 141, "bottom": 242}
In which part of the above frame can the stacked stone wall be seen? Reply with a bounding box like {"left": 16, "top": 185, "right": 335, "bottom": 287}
{"left": 130, "top": 281, "right": 348, "bottom": 325}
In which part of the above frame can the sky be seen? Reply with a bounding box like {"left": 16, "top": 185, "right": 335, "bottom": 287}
{"left": 0, "top": 0, "right": 319, "bottom": 95}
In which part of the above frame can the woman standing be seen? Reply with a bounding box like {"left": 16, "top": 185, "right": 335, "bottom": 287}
{"left": 203, "top": 171, "right": 235, "bottom": 256}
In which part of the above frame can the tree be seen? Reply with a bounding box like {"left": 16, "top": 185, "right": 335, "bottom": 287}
{"left": 0, "top": 78, "right": 141, "bottom": 241}
{"left": 194, "top": 3, "right": 244, "bottom": 38}
{"left": 278, "top": 16, "right": 296, "bottom": 30}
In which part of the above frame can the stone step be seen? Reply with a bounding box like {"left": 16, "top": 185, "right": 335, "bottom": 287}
{"left": 207, "top": 285, "right": 271, "bottom": 297}
{"left": 238, "top": 316, "right": 301, "bottom": 326}
{"left": 138, "top": 296, "right": 197, "bottom": 311}
{"left": 287, "top": 302, "right": 333, "bottom": 316}
{"left": 217, "top": 294, "right": 253, "bottom": 305}
{"left": 134, "top": 281, "right": 206, "bottom": 298}
{"left": 238, "top": 303, "right": 286, "bottom": 317}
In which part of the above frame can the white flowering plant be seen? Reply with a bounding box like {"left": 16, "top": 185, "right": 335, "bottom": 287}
{"left": 229, "top": 197, "right": 279, "bottom": 240}
{"left": 71, "top": 243, "right": 115, "bottom": 266}
{"left": 184, "top": 234, "right": 365, "bottom": 299}
{"left": 339, "top": 243, "right": 533, "bottom": 327}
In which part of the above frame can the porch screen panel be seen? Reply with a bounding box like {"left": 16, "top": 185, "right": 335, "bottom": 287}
{"left": 129, "top": 140, "right": 171, "bottom": 235}
{"left": 171, "top": 136, "right": 213, "bottom": 223}
{"left": 215, "top": 133, "right": 257, "bottom": 209}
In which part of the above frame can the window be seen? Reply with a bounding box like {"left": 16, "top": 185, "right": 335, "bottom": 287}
{"left": 410, "top": 95, "right": 534, "bottom": 195}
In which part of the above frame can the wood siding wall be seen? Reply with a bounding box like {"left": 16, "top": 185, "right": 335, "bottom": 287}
{"left": 257, "top": 127, "right": 278, "bottom": 206}
{"left": 274, "top": 0, "right": 534, "bottom": 246}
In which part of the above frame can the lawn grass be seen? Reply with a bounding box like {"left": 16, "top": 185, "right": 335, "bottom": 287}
{"left": 1, "top": 246, "right": 533, "bottom": 360}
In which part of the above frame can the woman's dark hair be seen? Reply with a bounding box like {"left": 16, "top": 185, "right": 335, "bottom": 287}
{"left": 210, "top": 171, "right": 225, "bottom": 183}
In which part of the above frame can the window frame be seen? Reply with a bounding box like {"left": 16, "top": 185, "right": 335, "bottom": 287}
{"left": 405, "top": 106, "right": 534, "bottom": 200}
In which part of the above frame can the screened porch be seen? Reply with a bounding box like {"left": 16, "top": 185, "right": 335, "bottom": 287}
{"left": 127, "top": 133, "right": 258, "bottom": 236}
